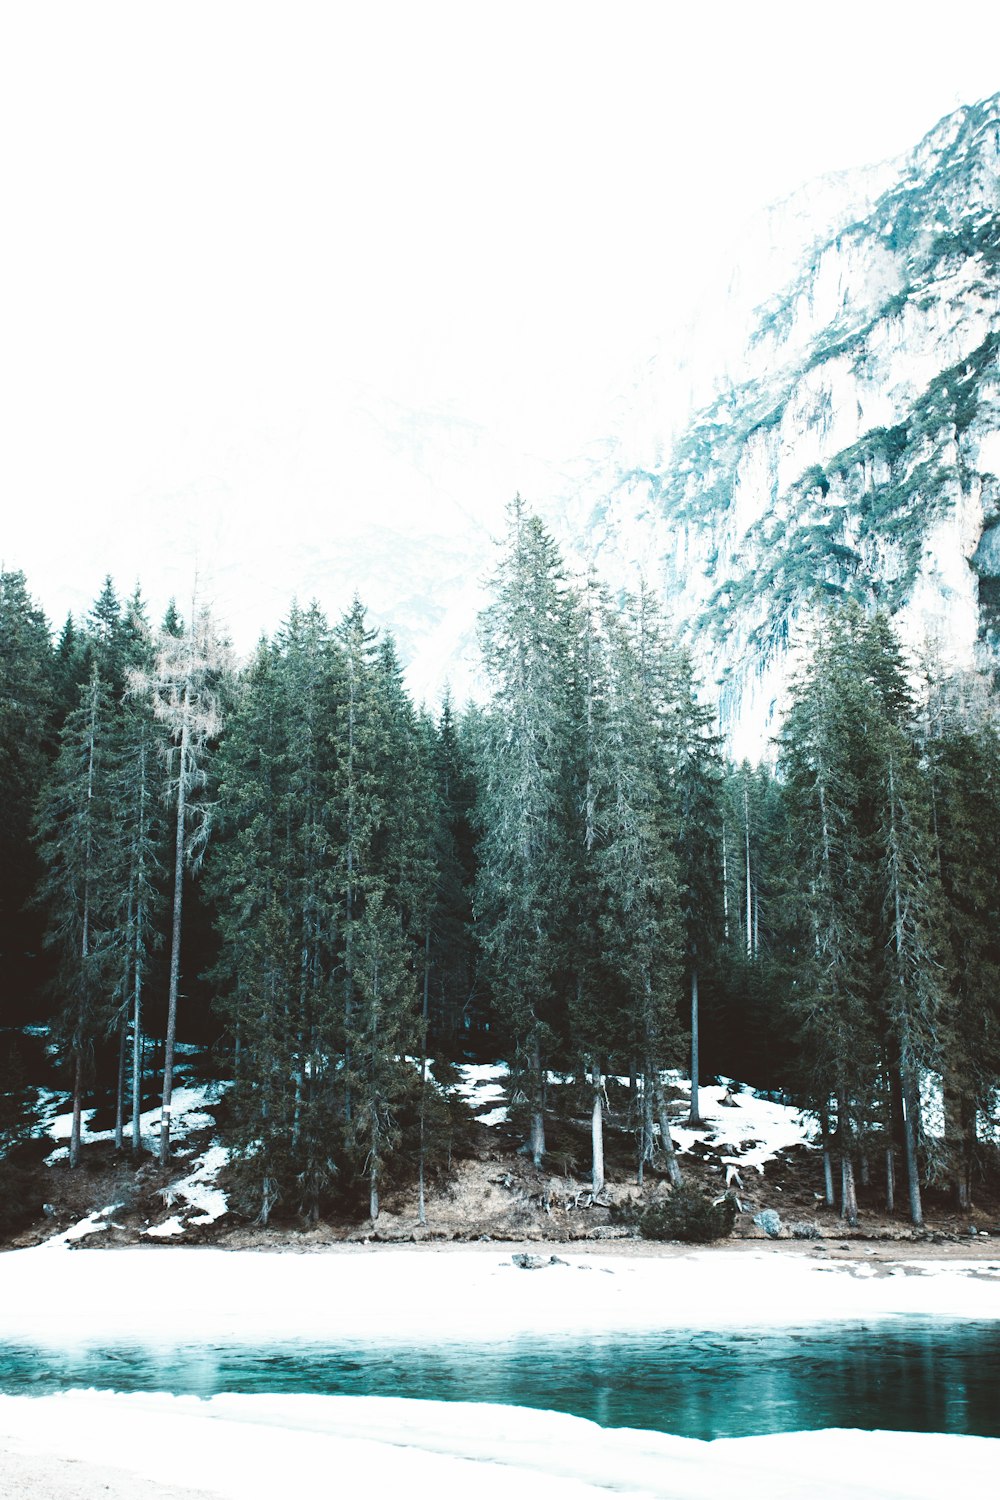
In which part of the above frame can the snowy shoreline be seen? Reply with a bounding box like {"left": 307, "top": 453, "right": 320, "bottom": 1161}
{"left": 2, "top": 1244, "right": 999, "bottom": 1347}
{"left": 1, "top": 1392, "right": 998, "bottom": 1500}
{"left": 2, "top": 1248, "right": 999, "bottom": 1499}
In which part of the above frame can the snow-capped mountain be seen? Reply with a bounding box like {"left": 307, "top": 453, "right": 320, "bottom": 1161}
{"left": 547, "top": 95, "right": 1000, "bottom": 758}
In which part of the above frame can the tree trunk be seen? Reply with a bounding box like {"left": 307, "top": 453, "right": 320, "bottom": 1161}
{"left": 418, "top": 927, "right": 431, "bottom": 1227}
{"left": 114, "top": 1017, "right": 127, "bottom": 1152}
{"left": 889, "top": 1064, "right": 906, "bottom": 1163}
{"left": 688, "top": 965, "right": 702, "bottom": 1126}
{"left": 637, "top": 1065, "right": 655, "bottom": 1186}
{"left": 819, "top": 1108, "right": 835, "bottom": 1207}
{"left": 901, "top": 1063, "right": 924, "bottom": 1227}
{"left": 654, "top": 1074, "right": 684, "bottom": 1187}
{"left": 944, "top": 1076, "right": 974, "bottom": 1210}
{"left": 131, "top": 933, "right": 143, "bottom": 1153}
{"left": 160, "top": 704, "right": 189, "bottom": 1166}
{"left": 721, "top": 820, "right": 729, "bottom": 942}
{"left": 744, "top": 785, "right": 752, "bottom": 960}
{"left": 885, "top": 1146, "right": 895, "bottom": 1214}
{"left": 70, "top": 1047, "right": 83, "bottom": 1170}
{"left": 529, "top": 1035, "right": 545, "bottom": 1167}
{"left": 957, "top": 1095, "right": 975, "bottom": 1211}
{"left": 841, "top": 1151, "right": 858, "bottom": 1226}
{"left": 591, "top": 1060, "right": 604, "bottom": 1198}
{"left": 839, "top": 1091, "right": 858, "bottom": 1226}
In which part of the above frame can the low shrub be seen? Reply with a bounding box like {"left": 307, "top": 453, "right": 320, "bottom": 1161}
{"left": 639, "top": 1183, "right": 737, "bottom": 1243}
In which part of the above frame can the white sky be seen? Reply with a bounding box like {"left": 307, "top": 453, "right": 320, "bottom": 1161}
{"left": 1, "top": 1, "right": 999, "bottom": 646}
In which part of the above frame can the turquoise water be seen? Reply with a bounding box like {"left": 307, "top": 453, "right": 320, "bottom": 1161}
{"left": 2, "top": 1321, "right": 998, "bottom": 1440}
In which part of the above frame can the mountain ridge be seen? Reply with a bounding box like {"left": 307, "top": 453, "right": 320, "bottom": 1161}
{"left": 545, "top": 93, "right": 1000, "bottom": 757}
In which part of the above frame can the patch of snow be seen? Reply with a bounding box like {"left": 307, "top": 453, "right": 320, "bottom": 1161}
{"left": 0, "top": 1391, "right": 997, "bottom": 1500}
{"left": 921, "top": 1071, "right": 945, "bottom": 1138}
{"left": 2, "top": 1248, "right": 998, "bottom": 1347}
{"left": 161, "top": 1144, "right": 230, "bottom": 1226}
{"left": 144, "top": 1216, "right": 186, "bottom": 1239}
{"left": 46, "top": 1106, "right": 96, "bottom": 1142}
{"left": 669, "top": 1082, "right": 817, "bottom": 1174}
{"left": 43, "top": 1081, "right": 230, "bottom": 1164}
{"left": 455, "top": 1063, "right": 508, "bottom": 1116}
{"left": 476, "top": 1106, "right": 510, "bottom": 1127}
{"left": 44, "top": 1203, "right": 123, "bottom": 1248}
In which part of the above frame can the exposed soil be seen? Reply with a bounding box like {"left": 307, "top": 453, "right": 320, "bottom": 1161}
{"left": 5, "top": 1080, "right": 1000, "bottom": 1257}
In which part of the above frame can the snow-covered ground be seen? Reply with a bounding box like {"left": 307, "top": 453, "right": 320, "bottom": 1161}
{"left": 454, "top": 1061, "right": 509, "bottom": 1126}
{"left": 1, "top": 1248, "right": 998, "bottom": 1497}
{"left": 37, "top": 1079, "right": 233, "bottom": 1242}
{"left": 670, "top": 1079, "right": 817, "bottom": 1176}
{"left": 0, "top": 1389, "right": 996, "bottom": 1500}
{"left": 2, "top": 1245, "right": 998, "bottom": 1347}
{"left": 42, "top": 1081, "right": 229, "bottom": 1165}
{"left": 453, "top": 1064, "right": 817, "bottom": 1176}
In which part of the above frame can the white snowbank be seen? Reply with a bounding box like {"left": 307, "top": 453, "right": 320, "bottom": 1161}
{"left": 144, "top": 1215, "right": 187, "bottom": 1239}
{"left": 0, "top": 1391, "right": 995, "bottom": 1500}
{"left": 43, "top": 1082, "right": 229, "bottom": 1165}
{"left": 42, "top": 1204, "right": 124, "bottom": 1248}
{"left": 453, "top": 1065, "right": 817, "bottom": 1174}
{"left": 164, "top": 1144, "right": 230, "bottom": 1226}
{"left": 1, "top": 1247, "right": 998, "bottom": 1347}
{"left": 671, "top": 1082, "right": 817, "bottom": 1175}
{"left": 455, "top": 1062, "right": 509, "bottom": 1122}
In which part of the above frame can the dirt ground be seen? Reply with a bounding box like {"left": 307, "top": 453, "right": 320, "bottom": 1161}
{"left": 5, "top": 1099, "right": 1000, "bottom": 1256}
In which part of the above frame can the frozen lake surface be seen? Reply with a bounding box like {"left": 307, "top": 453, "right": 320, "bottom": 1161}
{"left": 3, "top": 1249, "right": 1000, "bottom": 1498}
{"left": 2, "top": 1317, "right": 1000, "bottom": 1439}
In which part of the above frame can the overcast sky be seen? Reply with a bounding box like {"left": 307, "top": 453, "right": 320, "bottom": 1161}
{"left": 2, "top": 1, "right": 999, "bottom": 645}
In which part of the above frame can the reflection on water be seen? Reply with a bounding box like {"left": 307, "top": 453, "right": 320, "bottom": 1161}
{"left": 3, "top": 1320, "right": 999, "bottom": 1440}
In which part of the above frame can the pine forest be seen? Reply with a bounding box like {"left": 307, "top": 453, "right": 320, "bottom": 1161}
{"left": 2, "top": 496, "right": 1000, "bottom": 1241}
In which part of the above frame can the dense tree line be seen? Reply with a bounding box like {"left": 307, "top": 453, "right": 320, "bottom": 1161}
{"left": 2, "top": 505, "right": 1000, "bottom": 1226}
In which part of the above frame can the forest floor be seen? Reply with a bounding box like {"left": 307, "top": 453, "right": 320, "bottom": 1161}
{"left": 4, "top": 1059, "right": 1000, "bottom": 1255}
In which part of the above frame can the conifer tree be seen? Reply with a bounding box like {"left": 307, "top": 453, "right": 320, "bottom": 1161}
{"left": 343, "top": 889, "right": 418, "bottom": 1221}
{"left": 425, "top": 691, "right": 478, "bottom": 1050}
{"left": 474, "top": 499, "right": 576, "bottom": 1166}
{"left": 209, "top": 638, "right": 301, "bottom": 1221}
{"left": 330, "top": 598, "right": 383, "bottom": 1131}
{"left": 664, "top": 646, "right": 723, "bottom": 1128}
{"left": 35, "top": 666, "right": 117, "bottom": 1166}
{"left": 0, "top": 571, "right": 54, "bottom": 1015}
{"left": 566, "top": 573, "right": 617, "bottom": 1195}
{"left": 780, "top": 608, "right": 945, "bottom": 1225}
{"left": 52, "top": 614, "right": 86, "bottom": 731}
{"left": 923, "top": 683, "right": 1000, "bottom": 1207}
{"left": 593, "top": 588, "right": 684, "bottom": 1185}
{"left": 110, "top": 632, "right": 167, "bottom": 1153}
{"left": 779, "top": 613, "right": 878, "bottom": 1225}
{"left": 137, "top": 600, "right": 229, "bottom": 1164}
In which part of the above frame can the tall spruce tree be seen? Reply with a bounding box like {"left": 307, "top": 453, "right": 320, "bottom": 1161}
{"left": 137, "top": 600, "right": 228, "bottom": 1165}
{"left": 566, "top": 573, "right": 617, "bottom": 1195}
{"left": 664, "top": 645, "right": 723, "bottom": 1128}
{"left": 923, "top": 679, "right": 1000, "bottom": 1208}
{"left": 474, "top": 499, "right": 576, "bottom": 1166}
{"left": 110, "top": 617, "right": 167, "bottom": 1154}
{"left": 35, "top": 666, "right": 117, "bottom": 1166}
{"left": 593, "top": 587, "right": 684, "bottom": 1186}
{"left": 0, "top": 571, "right": 54, "bottom": 1017}
{"left": 210, "top": 637, "right": 300, "bottom": 1222}
{"left": 780, "top": 613, "right": 879, "bottom": 1224}
{"left": 779, "top": 608, "right": 945, "bottom": 1226}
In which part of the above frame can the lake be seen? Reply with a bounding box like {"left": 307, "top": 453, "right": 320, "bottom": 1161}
{"left": 2, "top": 1319, "right": 998, "bottom": 1440}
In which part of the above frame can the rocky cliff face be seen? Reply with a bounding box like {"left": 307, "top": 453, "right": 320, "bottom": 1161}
{"left": 553, "top": 95, "right": 1000, "bottom": 759}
